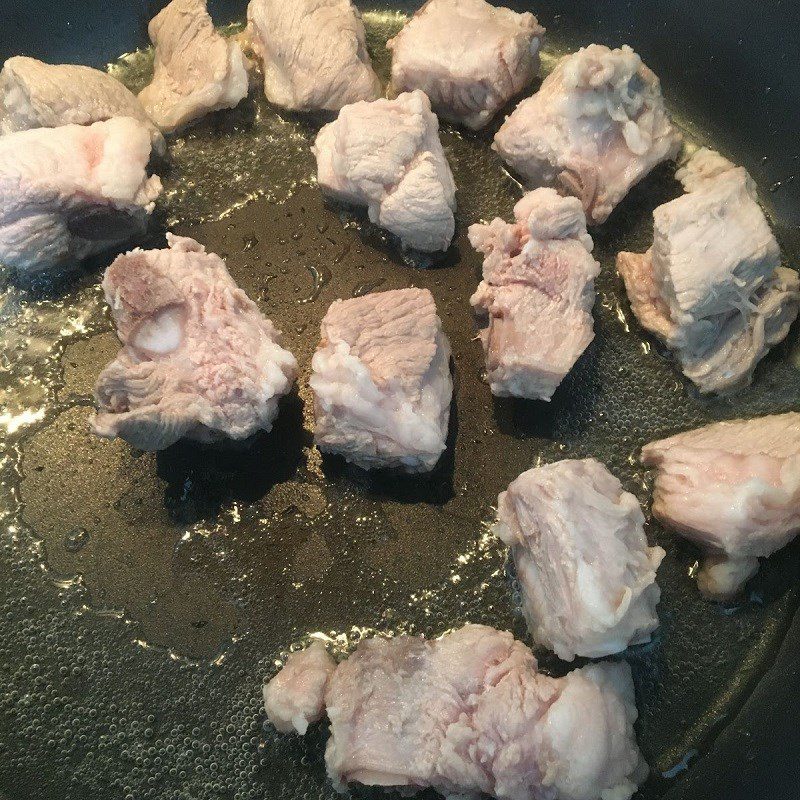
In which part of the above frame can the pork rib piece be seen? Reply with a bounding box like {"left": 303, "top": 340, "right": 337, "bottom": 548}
{"left": 469, "top": 188, "right": 599, "bottom": 400}
{"left": 642, "top": 413, "right": 800, "bottom": 600}
{"left": 91, "top": 234, "right": 297, "bottom": 451}
{"left": 138, "top": 0, "right": 249, "bottom": 133}
{"left": 313, "top": 90, "right": 457, "bottom": 252}
{"left": 495, "top": 459, "right": 664, "bottom": 660}
{"left": 0, "top": 117, "right": 162, "bottom": 276}
{"left": 617, "top": 148, "right": 800, "bottom": 393}
{"left": 494, "top": 44, "right": 682, "bottom": 224}
{"left": 264, "top": 624, "right": 648, "bottom": 800}
{"left": 263, "top": 642, "right": 336, "bottom": 735}
{"left": 387, "top": 0, "right": 545, "bottom": 130}
{"left": 310, "top": 288, "right": 452, "bottom": 472}
{"left": 246, "top": 0, "right": 380, "bottom": 112}
{"left": 0, "top": 56, "right": 164, "bottom": 153}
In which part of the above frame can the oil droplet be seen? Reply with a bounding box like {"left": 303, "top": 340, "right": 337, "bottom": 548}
{"left": 299, "top": 264, "right": 332, "bottom": 304}
{"left": 63, "top": 527, "right": 90, "bottom": 553}
{"left": 352, "top": 278, "right": 386, "bottom": 297}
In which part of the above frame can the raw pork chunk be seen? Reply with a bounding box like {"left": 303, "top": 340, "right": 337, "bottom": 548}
{"left": 0, "top": 118, "right": 162, "bottom": 276}
{"left": 0, "top": 56, "right": 164, "bottom": 153}
{"left": 246, "top": 0, "right": 380, "bottom": 111}
{"left": 313, "top": 90, "right": 457, "bottom": 252}
{"left": 387, "top": 0, "right": 545, "bottom": 130}
{"left": 310, "top": 288, "right": 452, "bottom": 472}
{"left": 495, "top": 459, "right": 664, "bottom": 661}
{"left": 91, "top": 234, "right": 297, "bottom": 451}
{"left": 469, "top": 188, "right": 599, "bottom": 400}
{"left": 494, "top": 44, "right": 682, "bottom": 224}
{"left": 642, "top": 413, "right": 800, "bottom": 600}
{"left": 264, "top": 624, "right": 648, "bottom": 800}
{"left": 138, "top": 0, "right": 249, "bottom": 132}
{"left": 263, "top": 642, "right": 336, "bottom": 735}
{"left": 617, "top": 149, "right": 800, "bottom": 393}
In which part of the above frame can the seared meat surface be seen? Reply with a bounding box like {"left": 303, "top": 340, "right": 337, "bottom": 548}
{"left": 469, "top": 188, "right": 599, "bottom": 400}
{"left": 139, "top": 0, "right": 249, "bottom": 132}
{"left": 310, "top": 288, "right": 452, "bottom": 472}
{"left": 246, "top": 0, "right": 380, "bottom": 112}
{"left": 264, "top": 624, "right": 647, "bottom": 800}
{"left": 618, "top": 148, "right": 800, "bottom": 393}
{"left": 387, "top": 0, "right": 544, "bottom": 130}
{"left": 494, "top": 44, "right": 681, "bottom": 224}
{"left": 642, "top": 413, "right": 800, "bottom": 599}
{"left": 0, "top": 56, "right": 164, "bottom": 152}
{"left": 313, "top": 90, "right": 457, "bottom": 252}
{"left": 92, "top": 234, "right": 297, "bottom": 450}
{"left": 0, "top": 117, "right": 161, "bottom": 276}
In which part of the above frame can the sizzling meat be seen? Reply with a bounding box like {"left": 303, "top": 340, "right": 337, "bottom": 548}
{"left": 313, "top": 90, "right": 457, "bottom": 252}
{"left": 469, "top": 188, "right": 599, "bottom": 400}
{"left": 642, "top": 412, "right": 800, "bottom": 599}
{"left": 495, "top": 459, "right": 664, "bottom": 660}
{"left": 0, "top": 117, "right": 161, "bottom": 276}
{"left": 264, "top": 624, "right": 647, "bottom": 800}
{"left": 617, "top": 148, "right": 800, "bottom": 393}
{"left": 91, "top": 234, "right": 297, "bottom": 451}
{"left": 138, "top": 0, "right": 249, "bottom": 132}
{"left": 494, "top": 44, "right": 681, "bottom": 224}
{"left": 246, "top": 0, "right": 380, "bottom": 111}
{"left": 0, "top": 56, "right": 164, "bottom": 153}
{"left": 387, "top": 0, "right": 544, "bottom": 130}
{"left": 262, "top": 642, "right": 336, "bottom": 735}
{"left": 310, "top": 288, "right": 452, "bottom": 472}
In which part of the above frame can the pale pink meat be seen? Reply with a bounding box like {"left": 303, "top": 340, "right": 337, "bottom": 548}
{"left": 642, "top": 412, "right": 800, "bottom": 599}
{"left": 91, "top": 234, "right": 297, "bottom": 450}
{"left": 493, "top": 44, "right": 681, "bottom": 224}
{"left": 468, "top": 188, "right": 599, "bottom": 400}
{"left": 264, "top": 624, "right": 648, "bottom": 800}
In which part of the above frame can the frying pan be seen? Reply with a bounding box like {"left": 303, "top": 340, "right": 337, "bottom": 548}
{"left": 0, "top": 1, "right": 799, "bottom": 799}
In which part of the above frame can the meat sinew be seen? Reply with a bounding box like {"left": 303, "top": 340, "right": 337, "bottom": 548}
{"left": 469, "top": 188, "right": 599, "bottom": 400}
{"left": 313, "top": 90, "right": 456, "bottom": 252}
{"left": 263, "top": 642, "right": 336, "bottom": 735}
{"left": 310, "top": 288, "right": 452, "bottom": 472}
{"left": 617, "top": 148, "right": 800, "bottom": 394}
{"left": 91, "top": 234, "right": 297, "bottom": 451}
{"left": 0, "top": 117, "right": 162, "bottom": 276}
{"left": 386, "top": 0, "right": 545, "bottom": 130}
{"left": 264, "top": 624, "right": 648, "bottom": 800}
{"left": 0, "top": 56, "right": 165, "bottom": 153}
{"left": 642, "top": 413, "right": 800, "bottom": 600}
{"left": 494, "top": 44, "right": 682, "bottom": 224}
{"left": 246, "top": 0, "right": 380, "bottom": 112}
{"left": 495, "top": 459, "right": 664, "bottom": 660}
{"left": 138, "top": 0, "right": 249, "bottom": 132}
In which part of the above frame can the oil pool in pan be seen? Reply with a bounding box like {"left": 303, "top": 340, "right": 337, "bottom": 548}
{"left": 1, "top": 11, "right": 799, "bottom": 800}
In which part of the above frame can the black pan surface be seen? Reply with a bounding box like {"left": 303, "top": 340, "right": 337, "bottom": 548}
{"left": 1, "top": 2, "right": 799, "bottom": 800}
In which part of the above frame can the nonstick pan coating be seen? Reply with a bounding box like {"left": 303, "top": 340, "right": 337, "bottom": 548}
{"left": 1, "top": 2, "right": 799, "bottom": 800}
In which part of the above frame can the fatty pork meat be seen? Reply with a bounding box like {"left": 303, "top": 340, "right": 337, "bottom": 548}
{"left": 264, "top": 623, "right": 648, "bottom": 800}
{"left": 138, "top": 0, "right": 249, "bottom": 132}
{"left": 0, "top": 117, "right": 162, "bottom": 276}
{"left": 494, "top": 44, "right": 682, "bottom": 224}
{"left": 617, "top": 148, "right": 800, "bottom": 393}
{"left": 313, "top": 90, "right": 457, "bottom": 252}
{"left": 495, "top": 458, "right": 664, "bottom": 660}
{"left": 310, "top": 288, "right": 452, "bottom": 472}
{"left": 0, "top": 56, "right": 164, "bottom": 153}
{"left": 387, "top": 0, "right": 545, "bottom": 130}
{"left": 245, "top": 0, "right": 380, "bottom": 111}
{"left": 469, "top": 188, "right": 599, "bottom": 400}
{"left": 642, "top": 412, "right": 800, "bottom": 599}
{"left": 263, "top": 641, "right": 336, "bottom": 735}
{"left": 91, "top": 234, "right": 297, "bottom": 451}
